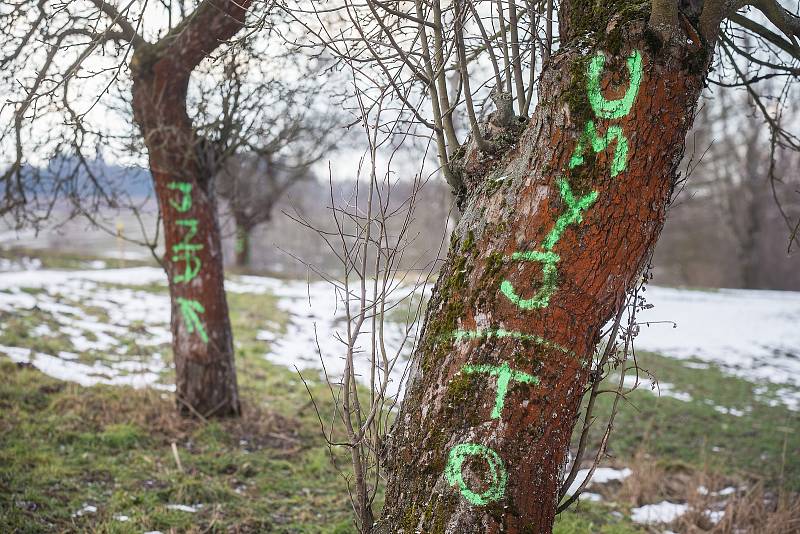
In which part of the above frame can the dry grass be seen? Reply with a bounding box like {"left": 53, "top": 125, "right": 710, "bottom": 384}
{"left": 50, "top": 382, "right": 302, "bottom": 452}
{"left": 606, "top": 444, "right": 800, "bottom": 533}
{"left": 672, "top": 482, "right": 800, "bottom": 534}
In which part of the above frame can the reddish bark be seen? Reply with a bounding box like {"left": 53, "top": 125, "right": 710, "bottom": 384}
{"left": 378, "top": 19, "right": 711, "bottom": 534}
{"left": 130, "top": 0, "right": 253, "bottom": 417}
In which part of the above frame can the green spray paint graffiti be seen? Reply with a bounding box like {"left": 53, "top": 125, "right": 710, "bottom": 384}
{"left": 499, "top": 179, "right": 598, "bottom": 309}
{"left": 167, "top": 182, "right": 207, "bottom": 343}
{"left": 177, "top": 297, "right": 209, "bottom": 344}
{"left": 173, "top": 218, "right": 203, "bottom": 283}
{"left": 442, "top": 49, "right": 644, "bottom": 507}
{"left": 167, "top": 182, "right": 193, "bottom": 212}
{"left": 587, "top": 50, "right": 643, "bottom": 119}
{"left": 499, "top": 50, "right": 641, "bottom": 311}
{"left": 461, "top": 363, "right": 539, "bottom": 419}
{"left": 570, "top": 121, "right": 629, "bottom": 178}
{"left": 445, "top": 443, "right": 508, "bottom": 506}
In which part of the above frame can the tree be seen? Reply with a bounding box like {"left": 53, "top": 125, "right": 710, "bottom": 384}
{"left": 292, "top": 0, "right": 800, "bottom": 530}
{"left": 187, "top": 38, "right": 338, "bottom": 268}
{"left": 216, "top": 153, "right": 312, "bottom": 266}
{"left": 0, "top": 0, "right": 272, "bottom": 417}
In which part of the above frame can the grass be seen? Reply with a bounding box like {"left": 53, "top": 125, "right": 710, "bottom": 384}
{"left": 0, "top": 278, "right": 357, "bottom": 533}
{"left": 0, "top": 360, "right": 356, "bottom": 533}
{"left": 578, "top": 351, "right": 800, "bottom": 492}
{"left": 1, "top": 246, "right": 155, "bottom": 270}
{"left": 0, "top": 259, "right": 798, "bottom": 532}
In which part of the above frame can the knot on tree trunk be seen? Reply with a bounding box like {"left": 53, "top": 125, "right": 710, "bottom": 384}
{"left": 449, "top": 112, "right": 528, "bottom": 207}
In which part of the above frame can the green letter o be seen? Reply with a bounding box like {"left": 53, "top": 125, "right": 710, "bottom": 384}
{"left": 445, "top": 443, "right": 508, "bottom": 505}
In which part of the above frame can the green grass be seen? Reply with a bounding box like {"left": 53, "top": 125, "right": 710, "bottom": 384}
{"left": 554, "top": 502, "right": 643, "bottom": 533}
{"left": 0, "top": 281, "right": 357, "bottom": 533}
{"left": 1, "top": 246, "right": 154, "bottom": 270}
{"left": 0, "top": 364, "right": 356, "bottom": 533}
{"left": 577, "top": 351, "right": 800, "bottom": 491}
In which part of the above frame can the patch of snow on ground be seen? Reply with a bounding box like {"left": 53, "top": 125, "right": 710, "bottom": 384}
{"left": 631, "top": 501, "right": 688, "bottom": 524}
{"left": 249, "top": 276, "right": 418, "bottom": 400}
{"left": 166, "top": 504, "right": 203, "bottom": 513}
{"left": 2, "top": 264, "right": 799, "bottom": 405}
{"left": 1, "top": 345, "right": 172, "bottom": 390}
{"left": 0, "top": 267, "right": 173, "bottom": 389}
{"left": 635, "top": 286, "right": 800, "bottom": 388}
{"left": 565, "top": 467, "right": 632, "bottom": 496}
{"left": 620, "top": 375, "right": 693, "bottom": 402}
{"left": 0, "top": 256, "right": 42, "bottom": 272}
{"left": 706, "top": 509, "right": 725, "bottom": 524}
{"left": 71, "top": 504, "right": 97, "bottom": 518}
{"left": 713, "top": 405, "right": 748, "bottom": 417}
{"left": 682, "top": 362, "right": 710, "bottom": 370}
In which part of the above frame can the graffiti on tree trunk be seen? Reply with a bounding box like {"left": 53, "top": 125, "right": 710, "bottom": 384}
{"left": 167, "top": 181, "right": 209, "bottom": 344}
{"left": 444, "top": 50, "right": 643, "bottom": 505}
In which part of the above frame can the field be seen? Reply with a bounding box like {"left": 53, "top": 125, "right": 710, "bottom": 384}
{"left": 0, "top": 248, "right": 798, "bottom": 533}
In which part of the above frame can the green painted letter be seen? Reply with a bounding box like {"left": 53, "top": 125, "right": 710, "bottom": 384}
{"left": 445, "top": 443, "right": 508, "bottom": 505}
{"left": 177, "top": 297, "right": 209, "bottom": 343}
{"left": 461, "top": 362, "right": 539, "bottom": 419}
{"left": 587, "top": 50, "right": 643, "bottom": 119}
{"left": 167, "top": 182, "right": 193, "bottom": 213}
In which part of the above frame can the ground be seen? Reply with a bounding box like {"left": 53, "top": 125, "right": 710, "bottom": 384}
{"left": 0, "top": 248, "right": 798, "bottom": 532}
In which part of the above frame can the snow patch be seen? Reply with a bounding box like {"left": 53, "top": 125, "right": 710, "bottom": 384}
{"left": 620, "top": 375, "right": 693, "bottom": 402}
{"left": 166, "top": 504, "right": 203, "bottom": 513}
{"left": 71, "top": 504, "right": 97, "bottom": 517}
{"left": 259, "top": 278, "right": 419, "bottom": 400}
{"left": 0, "top": 345, "right": 171, "bottom": 390}
{"left": 565, "top": 467, "right": 632, "bottom": 496}
{"left": 631, "top": 501, "right": 688, "bottom": 524}
{"left": 635, "top": 286, "right": 800, "bottom": 389}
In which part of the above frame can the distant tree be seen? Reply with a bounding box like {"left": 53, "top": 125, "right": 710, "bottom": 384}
{"left": 0, "top": 0, "right": 286, "bottom": 417}
{"left": 192, "top": 44, "right": 337, "bottom": 268}
{"left": 217, "top": 153, "right": 316, "bottom": 267}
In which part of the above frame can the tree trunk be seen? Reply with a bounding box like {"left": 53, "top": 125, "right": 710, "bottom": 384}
{"left": 379, "top": 15, "right": 712, "bottom": 534}
{"left": 129, "top": 0, "right": 252, "bottom": 417}
{"left": 234, "top": 220, "right": 251, "bottom": 268}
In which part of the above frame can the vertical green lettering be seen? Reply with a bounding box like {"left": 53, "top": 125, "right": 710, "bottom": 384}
{"left": 167, "top": 182, "right": 193, "bottom": 213}
{"left": 587, "top": 50, "right": 643, "bottom": 119}
{"left": 177, "top": 297, "right": 208, "bottom": 344}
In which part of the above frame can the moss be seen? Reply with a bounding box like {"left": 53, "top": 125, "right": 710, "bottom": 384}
{"left": 564, "top": 56, "right": 593, "bottom": 127}
{"left": 462, "top": 230, "right": 476, "bottom": 253}
{"left": 564, "top": 0, "right": 649, "bottom": 44}
{"left": 566, "top": 155, "right": 598, "bottom": 198}
{"left": 421, "top": 230, "right": 482, "bottom": 373}
{"left": 484, "top": 252, "right": 504, "bottom": 279}
{"left": 445, "top": 371, "right": 475, "bottom": 405}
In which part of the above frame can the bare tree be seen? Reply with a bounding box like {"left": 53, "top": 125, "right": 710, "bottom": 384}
{"left": 290, "top": 85, "right": 445, "bottom": 532}
{"left": 0, "top": 0, "right": 277, "bottom": 417}
{"left": 285, "top": 0, "right": 800, "bottom": 530}
{"left": 183, "top": 36, "right": 341, "bottom": 268}
{"left": 217, "top": 153, "right": 309, "bottom": 266}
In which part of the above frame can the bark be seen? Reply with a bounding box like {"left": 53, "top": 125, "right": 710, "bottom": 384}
{"left": 130, "top": 0, "right": 253, "bottom": 417}
{"left": 379, "top": 13, "right": 713, "bottom": 534}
